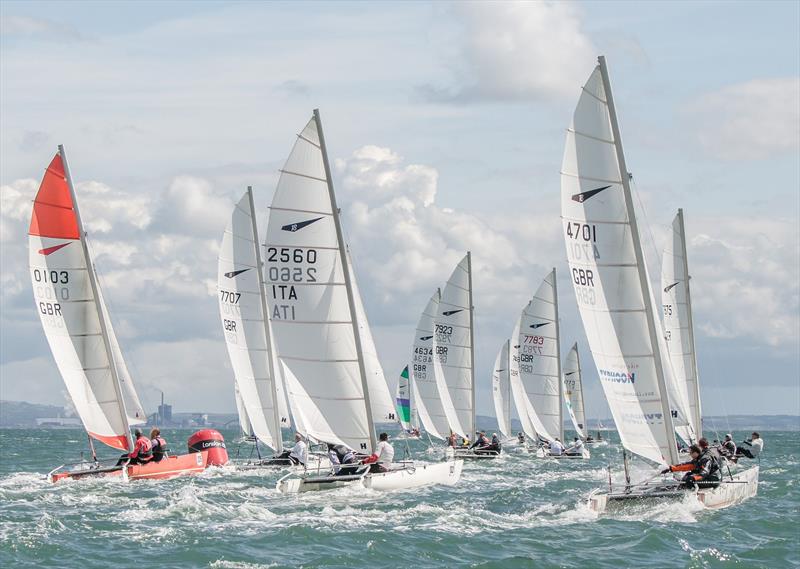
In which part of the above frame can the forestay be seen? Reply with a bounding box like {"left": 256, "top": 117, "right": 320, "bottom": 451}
{"left": 563, "top": 343, "right": 587, "bottom": 439}
{"left": 510, "top": 270, "right": 563, "bottom": 443}
{"left": 410, "top": 290, "right": 449, "bottom": 440}
{"left": 433, "top": 254, "right": 475, "bottom": 439}
{"left": 662, "top": 209, "right": 702, "bottom": 443}
{"left": 265, "top": 113, "right": 375, "bottom": 453}
{"left": 491, "top": 340, "right": 512, "bottom": 438}
{"left": 560, "top": 58, "right": 678, "bottom": 466}
{"left": 218, "top": 189, "right": 286, "bottom": 451}
{"left": 28, "top": 149, "right": 137, "bottom": 452}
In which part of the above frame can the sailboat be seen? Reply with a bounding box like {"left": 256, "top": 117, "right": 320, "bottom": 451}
{"left": 218, "top": 187, "right": 301, "bottom": 468}
{"left": 434, "top": 254, "right": 494, "bottom": 459}
{"left": 561, "top": 56, "right": 758, "bottom": 511}
{"left": 31, "top": 147, "right": 229, "bottom": 483}
{"left": 264, "top": 110, "right": 462, "bottom": 493}
{"left": 395, "top": 366, "right": 420, "bottom": 438}
{"left": 491, "top": 340, "right": 512, "bottom": 440}
{"left": 563, "top": 344, "right": 605, "bottom": 447}
{"left": 662, "top": 209, "right": 702, "bottom": 445}
{"left": 510, "top": 269, "right": 589, "bottom": 459}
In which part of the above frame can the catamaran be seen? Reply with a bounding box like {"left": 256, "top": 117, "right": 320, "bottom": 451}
{"left": 509, "top": 270, "right": 589, "bottom": 459}
{"left": 218, "top": 187, "right": 304, "bottom": 468}
{"left": 30, "top": 147, "right": 229, "bottom": 483}
{"left": 262, "top": 110, "right": 462, "bottom": 492}
{"left": 561, "top": 56, "right": 758, "bottom": 511}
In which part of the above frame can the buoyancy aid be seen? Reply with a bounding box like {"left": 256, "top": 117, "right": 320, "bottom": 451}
{"left": 131, "top": 437, "right": 153, "bottom": 461}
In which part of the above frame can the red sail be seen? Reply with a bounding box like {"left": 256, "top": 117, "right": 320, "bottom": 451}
{"left": 28, "top": 153, "right": 80, "bottom": 240}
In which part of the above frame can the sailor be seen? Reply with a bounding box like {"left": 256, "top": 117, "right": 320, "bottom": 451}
{"left": 447, "top": 433, "right": 458, "bottom": 448}
{"left": 363, "top": 432, "right": 394, "bottom": 473}
{"left": 736, "top": 432, "right": 764, "bottom": 459}
{"left": 549, "top": 438, "right": 565, "bottom": 456}
{"left": 488, "top": 433, "right": 502, "bottom": 453}
{"left": 116, "top": 429, "right": 153, "bottom": 466}
{"left": 565, "top": 437, "right": 584, "bottom": 456}
{"left": 585, "top": 433, "right": 594, "bottom": 443}
{"left": 328, "top": 443, "right": 357, "bottom": 475}
{"left": 517, "top": 432, "right": 526, "bottom": 445}
{"left": 720, "top": 434, "right": 737, "bottom": 458}
{"left": 470, "top": 431, "right": 490, "bottom": 451}
{"left": 149, "top": 428, "right": 167, "bottom": 462}
{"left": 276, "top": 433, "right": 307, "bottom": 465}
{"left": 662, "top": 443, "right": 721, "bottom": 489}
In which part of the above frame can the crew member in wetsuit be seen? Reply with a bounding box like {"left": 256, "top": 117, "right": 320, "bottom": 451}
{"left": 662, "top": 443, "right": 721, "bottom": 489}
{"left": 116, "top": 429, "right": 153, "bottom": 466}
{"left": 487, "top": 433, "right": 502, "bottom": 453}
{"left": 328, "top": 443, "right": 358, "bottom": 475}
{"left": 150, "top": 428, "right": 167, "bottom": 462}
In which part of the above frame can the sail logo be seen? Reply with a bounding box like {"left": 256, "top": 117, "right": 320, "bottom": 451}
{"left": 224, "top": 268, "right": 251, "bottom": 278}
{"left": 599, "top": 369, "right": 635, "bottom": 384}
{"left": 442, "top": 309, "right": 463, "bottom": 316}
{"left": 571, "top": 185, "right": 610, "bottom": 203}
{"left": 281, "top": 217, "right": 323, "bottom": 232}
{"left": 622, "top": 411, "right": 663, "bottom": 425}
{"left": 38, "top": 242, "right": 71, "bottom": 256}
{"left": 529, "top": 322, "right": 550, "bottom": 329}
{"left": 664, "top": 282, "right": 679, "bottom": 293}
{"left": 419, "top": 335, "right": 433, "bottom": 341}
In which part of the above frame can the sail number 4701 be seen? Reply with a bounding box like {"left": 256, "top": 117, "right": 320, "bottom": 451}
{"left": 565, "top": 222, "right": 597, "bottom": 242}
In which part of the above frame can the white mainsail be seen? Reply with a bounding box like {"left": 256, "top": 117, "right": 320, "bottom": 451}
{"left": 662, "top": 209, "right": 702, "bottom": 443}
{"left": 234, "top": 382, "right": 254, "bottom": 437}
{"left": 265, "top": 111, "right": 376, "bottom": 453}
{"left": 563, "top": 342, "right": 588, "bottom": 439}
{"left": 96, "top": 284, "right": 146, "bottom": 426}
{"left": 218, "top": 188, "right": 286, "bottom": 451}
{"left": 433, "top": 253, "right": 476, "bottom": 439}
{"left": 348, "top": 251, "right": 396, "bottom": 423}
{"left": 410, "top": 289, "right": 450, "bottom": 440}
{"left": 561, "top": 56, "right": 678, "bottom": 466}
{"left": 509, "top": 270, "right": 564, "bottom": 443}
{"left": 28, "top": 147, "right": 138, "bottom": 452}
{"left": 491, "top": 340, "right": 512, "bottom": 438}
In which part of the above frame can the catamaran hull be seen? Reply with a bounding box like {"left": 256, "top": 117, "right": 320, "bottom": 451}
{"left": 453, "top": 449, "right": 500, "bottom": 460}
{"left": 529, "top": 447, "right": 591, "bottom": 459}
{"left": 50, "top": 451, "right": 214, "bottom": 483}
{"left": 276, "top": 459, "right": 464, "bottom": 494}
{"left": 589, "top": 465, "right": 759, "bottom": 513}
{"left": 365, "top": 459, "right": 463, "bottom": 490}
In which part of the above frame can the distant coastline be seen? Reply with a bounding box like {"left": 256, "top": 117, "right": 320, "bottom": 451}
{"left": 1, "top": 400, "right": 797, "bottom": 431}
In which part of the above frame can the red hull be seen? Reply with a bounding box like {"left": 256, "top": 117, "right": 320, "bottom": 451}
{"left": 50, "top": 451, "right": 211, "bottom": 483}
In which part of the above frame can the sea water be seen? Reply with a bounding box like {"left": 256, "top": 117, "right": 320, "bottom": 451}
{"left": 0, "top": 428, "right": 796, "bottom": 568}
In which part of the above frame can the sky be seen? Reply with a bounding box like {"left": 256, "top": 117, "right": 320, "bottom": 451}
{"left": 1, "top": 1, "right": 798, "bottom": 420}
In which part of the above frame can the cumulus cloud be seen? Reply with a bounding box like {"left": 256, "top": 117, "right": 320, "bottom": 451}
{"left": 422, "top": 1, "right": 596, "bottom": 102}
{"left": 685, "top": 77, "right": 800, "bottom": 160}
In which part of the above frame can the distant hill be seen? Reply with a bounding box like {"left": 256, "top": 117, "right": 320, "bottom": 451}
{"left": 0, "top": 400, "right": 71, "bottom": 427}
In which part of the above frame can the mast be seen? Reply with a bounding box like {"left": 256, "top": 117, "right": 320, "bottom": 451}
{"left": 679, "top": 208, "right": 702, "bottom": 439}
{"left": 505, "top": 338, "right": 511, "bottom": 434}
{"left": 60, "top": 145, "right": 133, "bottom": 452}
{"left": 552, "top": 267, "right": 564, "bottom": 442}
{"left": 313, "top": 109, "right": 376, "bottom": 452}
{"left": 597, "top": 56, "right": 678, "bottom": 464}
{"left": 248, "top": 185, "right": 284, "bottom": 452}
{"left": 467, "top": 251, "right": 476, "bottom": 438}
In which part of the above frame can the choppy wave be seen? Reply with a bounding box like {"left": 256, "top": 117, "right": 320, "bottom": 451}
{"left": 0, "top": 428, "right": 796, "bottom": 568}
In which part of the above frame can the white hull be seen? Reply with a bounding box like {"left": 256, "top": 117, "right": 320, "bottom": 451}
{"left": 589, "top": 465, "right": 759, "bottom": 513}
{"left": 276, "top": 459, "right": 463, "bottom": 494}
{"left": 530, "top": 446, "right": 590, "bottom": 459}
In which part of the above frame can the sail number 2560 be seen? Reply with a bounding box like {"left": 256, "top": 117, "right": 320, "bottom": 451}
{"left": 266, "top": 247, "right": 317, "bottom": 283}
